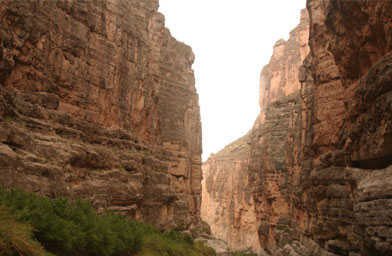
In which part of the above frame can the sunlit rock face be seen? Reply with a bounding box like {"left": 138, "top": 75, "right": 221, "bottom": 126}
{"left": 0, "top": 0, "right": 202, "bottom": 229}
{"left": 201, "top": 135, "right": 260, "bottom": 252}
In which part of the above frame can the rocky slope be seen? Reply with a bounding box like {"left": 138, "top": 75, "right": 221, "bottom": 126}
{"left": 0, "top": 0, "right": 202, "bottom": 229}
{"left": 203, "top": 1, "right": 392, "bottom": 255}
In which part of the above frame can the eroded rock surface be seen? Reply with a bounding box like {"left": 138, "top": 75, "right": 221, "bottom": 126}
{"left": 201, "top": 9, "right": 309, "bottom": 254}
{"left": 201, "top": 134, "right": 260, "bottom": 252}
{"left": 0, "top": 0, "right": 202, "bottom": 229}
{"left": 204, "top": 2, "right": 392, "bottom": 256}
{"left": 247, "top": 8, "right": 310, "bottom": 255}
{"left": 284, "top": 1, "right": 392, "bottom": 255}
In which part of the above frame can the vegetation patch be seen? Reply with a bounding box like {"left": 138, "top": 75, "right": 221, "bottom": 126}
{"left": 0, "top": 206, "right": 53, "bottom": 256}
{"left": 276, "top": 224, "right": 291, "bottom": 234}
{"left": 0, "top": 187, "right": 216, "bottom": 256}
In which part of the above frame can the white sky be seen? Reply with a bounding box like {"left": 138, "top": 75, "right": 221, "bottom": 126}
{"left": 158, "top": 0, "right": 306, "bottom": 161}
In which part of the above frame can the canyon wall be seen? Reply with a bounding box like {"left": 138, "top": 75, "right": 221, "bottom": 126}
{"left": 203, "top": 1, "right": 392, "bottom": 256}
{"left": 201, "top": 134, "right": 260, "bottom": 252}
{"left": 201, "top": 9, "right": 309, "bottom": 253}
{"left": 285, "top": 1, "right": 392, "bottom": 255}
{"left": 247, "top": 8, "right": 311, "bottom": 255}
{"left": 0, "top": 0, "right": 202, "bottom": 229}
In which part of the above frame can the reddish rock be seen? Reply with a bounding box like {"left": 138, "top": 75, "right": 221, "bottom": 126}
{"left": 201, "top": 8, "right": 309, "bottom": 254}
{"left": 201, "top": 134, "right": 260, "bottom": 252}
{"left": 0, "top": 0, "right": 202, "bottom": 229}
{"left": 259, "top": 9, "right": 310, "bottom": 120}
{"left": 204, "top": 2, "right": 392, "bottom": 256}
{"left": 254, "top": 1, "right": 392, "bottom": 255}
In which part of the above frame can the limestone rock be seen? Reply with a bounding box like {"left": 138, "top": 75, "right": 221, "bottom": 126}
{"left": 0, "top": 0, "right": 202, "bottom": 229}
{"left": 203, "top": 1, "right": 392, "bottom": 256}
{"left": 250, "top": 1, "right": 392, "bottom": 255}
{"left": 201, "top": 134, "right": 260, "bottom": 252}
{"left": 258, "top": 9, "right": 309, "bottom": 124}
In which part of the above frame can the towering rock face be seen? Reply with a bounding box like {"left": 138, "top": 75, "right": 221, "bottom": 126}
{"left": 201, "top": 9, "right": 309, "bottom": 253}
{"left": 248, "top": 8, "right": 310, "bottom": 255}
{"left": 251, "top": 1, "right": 392, "bottom": 255}
{"left": 287, "top": 1, "right": 392, "bottom": 255}
{"left": 204, "top": 1, "right": 392, "bottom": 256}
{"left": 201, "top": 134, "right": 260, "bottom": 252}
{"left": 258, "top": 9, "right": 310, "bottom": 124}
{"left": 0, "top": 0, "right": 202, "bottom": 229}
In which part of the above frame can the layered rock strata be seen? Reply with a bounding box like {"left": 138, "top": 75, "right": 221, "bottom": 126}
{"left": 247, "top": 8, "right": 311, "bottom": 255}
{"left": 247, "top": 8, "right": 311, "bottom": 254}
{"left": 205, "top": 2, "right": 392, "bottom": 255}
{"left": 0, "top": 0, "right": 202, "bottom": 229}
{"left": 283, "top": 1, "right": 392, "bottom": 255}
{"left": 254, "top": 1, "right": 392, "bottom": 255}
{"left": 201, "top": 134, "right": 260, "bottom": 252}
{"left": 201, "top": 9, "right": 310, "bottom": 254}
{"left": 252, "top": 1, "right": 392, "bottom": 254}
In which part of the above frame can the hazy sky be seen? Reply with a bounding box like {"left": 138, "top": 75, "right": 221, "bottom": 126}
{"left": 159, "top": 0, "right": 306, "bottom": 161}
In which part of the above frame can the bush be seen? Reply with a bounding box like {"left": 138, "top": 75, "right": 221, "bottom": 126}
{"left": 0, "top": 206, "right": 53, "bottom": 256}
{"left": 194, "top": 241, "right": 217, "bottom": 256}
{"left": 0, "top": 187, "right": 141, "bottom": 255}
{"left": 0, "top": 187, "right": 216, "bottom": 256}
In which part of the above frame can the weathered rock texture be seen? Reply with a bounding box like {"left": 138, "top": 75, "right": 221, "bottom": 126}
{"left": 247, "top": 8, "right": 311, "bottom": 255}
{"left": 201, "top": 134, "right": 260, "bottom": 252}
{"left": 255, "top": 1, "right": 392, "bottom": 255}
{"left": 281, "top": 1, "right": 392, "bottom": 255}
{"left": 0, "top": 0, "right": 202, "bottom": 229}
{"left": 258, "top": 9, "right": 310, "bottom": 124}
{"left": 204, "top": 2, "right": 392, "bottom": 256}
{"left": 201, "top": 9, "right": 310, "bottom": 254}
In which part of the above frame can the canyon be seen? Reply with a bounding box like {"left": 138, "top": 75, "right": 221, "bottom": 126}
{"left": 0, "top": 0, "right": 391, "bottom": 256}
{"left": 0, "top": 0, "right": 202, "bottom": 230}
{"left": 202, "top": 1, "right": 392, "bottom": 256}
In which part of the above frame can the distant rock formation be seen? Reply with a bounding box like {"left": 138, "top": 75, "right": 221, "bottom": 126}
{"left": 201, "top": 9, "right": 309, "bottom": 253}
{"left": 201, "top": 134, "right": 260, "bottom": 252}
{"left": 202, "top": 1, "right": 392, "bottom": 255}
{"left": 0, "top": 0, "right": 202, "bottom": 229}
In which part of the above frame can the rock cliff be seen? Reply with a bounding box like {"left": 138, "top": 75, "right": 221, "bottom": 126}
{"left": 201, "top": 134, "right": 260, "bottom": 252}
{"left": 0, "top": 0, "right": 202, "bottom": 229}
{"left": 201, "top": 9, "right": 309, "bottom": 253}
{"left": 203, "top": 1, "right": 392, "bottom": 256}
{"left": 247, "top": 8, "right": 310, "bottom": 254}
{"left": 285, "top": 1, "right": 392, "bottom": 255}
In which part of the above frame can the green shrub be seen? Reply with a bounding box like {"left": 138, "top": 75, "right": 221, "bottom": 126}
{"left": 276, "top": 224, "right": 291, "bottom": 234}
{"left": 0, "top": 187, "right": 216, "bottom": 256}
{"left": 0, "top": 187, "right": 141, "bottom": 255}
{"left": 0, "top": 206, "right": 53, "bottom": 256}
{"left": 194, "top": 241, "right": 217, "bottom": 256}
